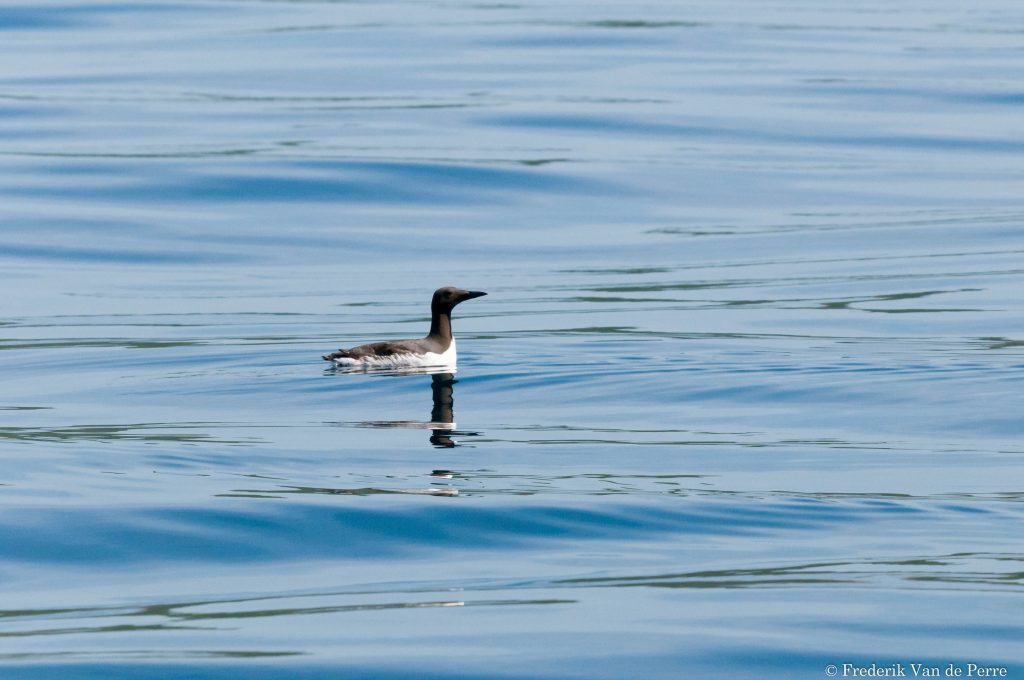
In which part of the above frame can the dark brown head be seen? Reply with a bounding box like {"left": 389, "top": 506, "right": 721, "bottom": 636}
{"left": 431, "top": 286, "right": 487, "bottom": 314}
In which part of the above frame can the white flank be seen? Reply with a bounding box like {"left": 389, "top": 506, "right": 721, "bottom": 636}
{"left": 331, "top": 338, "right": 457, "bottom": 369}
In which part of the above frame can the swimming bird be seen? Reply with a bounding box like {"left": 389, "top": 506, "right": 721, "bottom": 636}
{"left": 323, "top": 287, "right": 486, "bottom": 369}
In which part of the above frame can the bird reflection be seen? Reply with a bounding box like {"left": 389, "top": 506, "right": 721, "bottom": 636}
{"left": 346, "top": 369, "right": 480, "bottom": 448}
{"left": 428, "top": 372, "right": 458, "bottom": 447}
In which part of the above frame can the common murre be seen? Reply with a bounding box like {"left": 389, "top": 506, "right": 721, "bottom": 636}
{"left": 323, "top": 287, "right": 486, "bottom": 369}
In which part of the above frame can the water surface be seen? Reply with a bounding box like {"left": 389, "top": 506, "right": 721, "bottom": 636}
{"left": 1, "top": 1, "right": 1023, "bottom": 678}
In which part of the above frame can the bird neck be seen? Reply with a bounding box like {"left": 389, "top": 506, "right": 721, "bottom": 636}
{"left": 428, "top": 309, "right": 452, "bottom": 341}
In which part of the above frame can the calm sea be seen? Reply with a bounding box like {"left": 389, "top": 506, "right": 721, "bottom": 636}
{"left": 1, "top": 1, "right": 1023, "bottom": 678}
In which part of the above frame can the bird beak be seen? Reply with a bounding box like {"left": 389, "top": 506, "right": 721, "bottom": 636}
{"left": 462, "top": 290, "right": 487, "bottom": 300}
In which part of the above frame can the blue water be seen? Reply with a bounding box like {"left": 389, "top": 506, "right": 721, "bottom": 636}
{"left": 2, "top": 1, "right": 1023, "bottom": 678}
